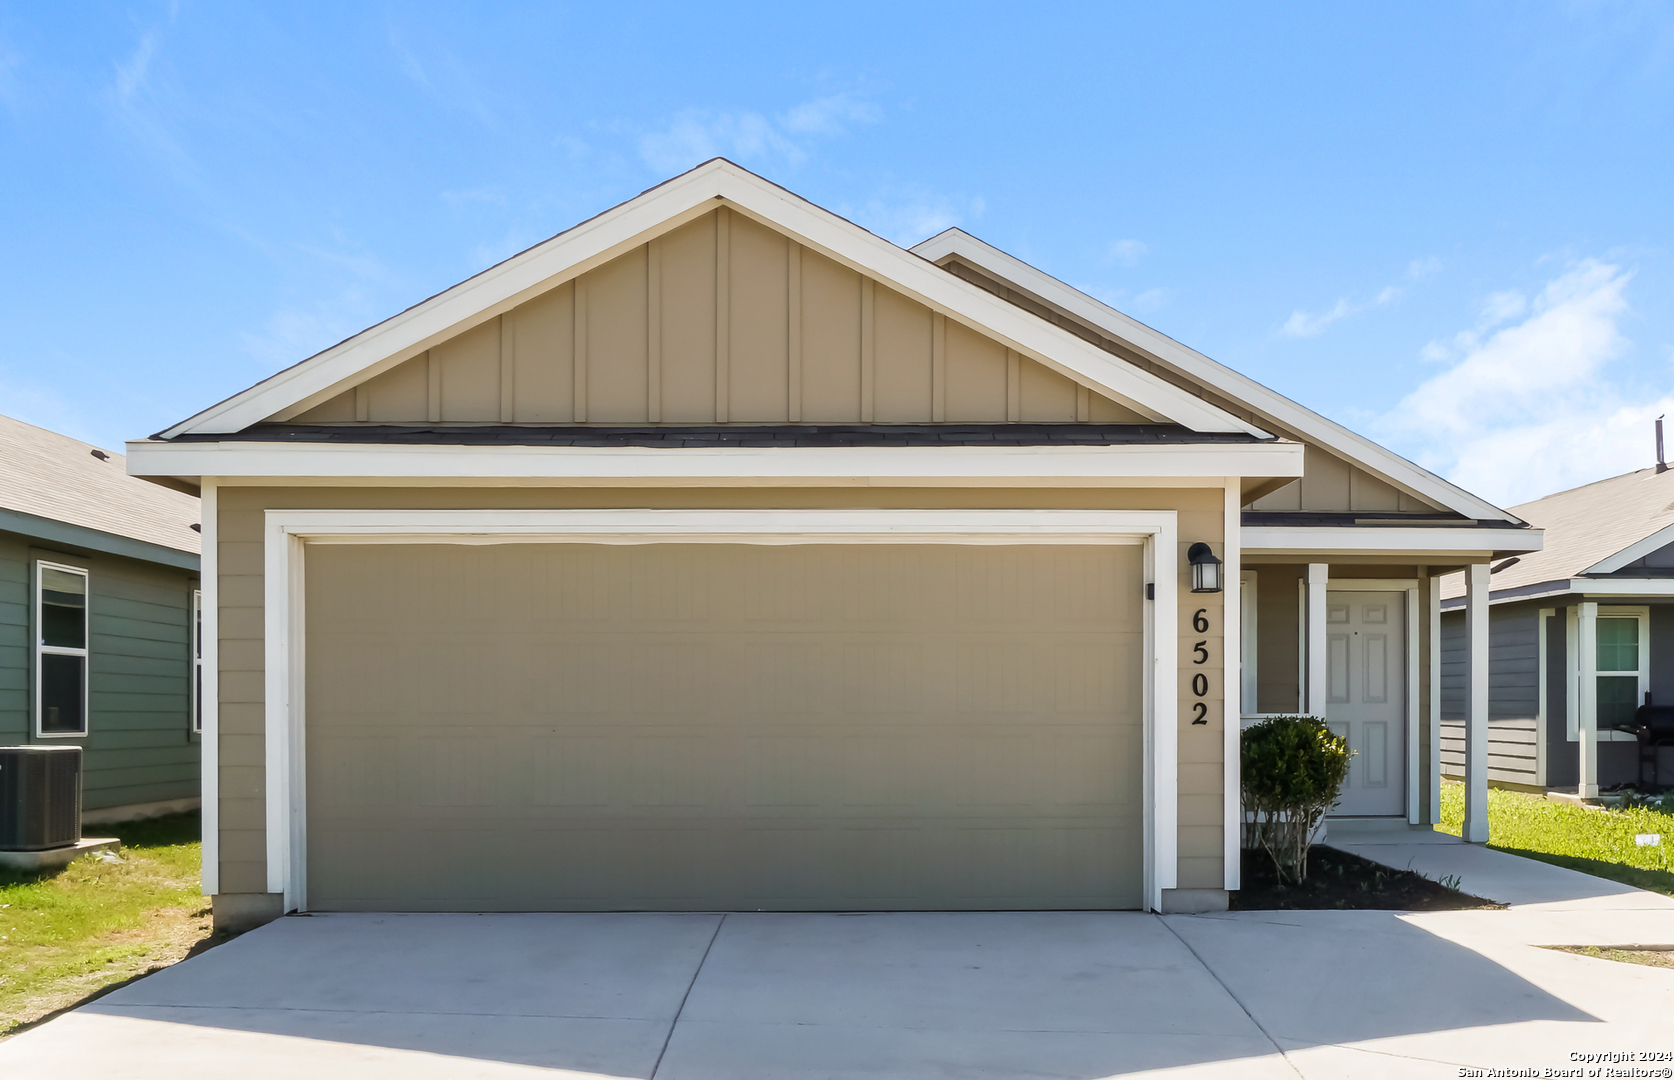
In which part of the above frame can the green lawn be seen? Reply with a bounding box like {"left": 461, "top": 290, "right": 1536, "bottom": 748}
{"left": 1438, "top": 781, "right": 1674, "bottom": 897}
{"left": 0, "top": 812, "right": 217, "bottom": 1038}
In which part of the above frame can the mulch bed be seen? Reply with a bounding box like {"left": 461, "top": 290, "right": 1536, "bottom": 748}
{"left": 1232, "top": 846, "right": 1504, "bottom": 911}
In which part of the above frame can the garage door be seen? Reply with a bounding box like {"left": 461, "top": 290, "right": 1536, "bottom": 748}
{"left": 303, "top": 542, "right": 1144, "bottom": 911}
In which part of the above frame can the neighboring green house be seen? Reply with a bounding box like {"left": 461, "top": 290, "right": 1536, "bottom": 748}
{"left": 1, "top": 412, "right": 201, "bottom": 823}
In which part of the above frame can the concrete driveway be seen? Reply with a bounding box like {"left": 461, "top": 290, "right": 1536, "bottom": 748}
{"left": 3, "top": 898, "right": 1672, "bottom": 1078}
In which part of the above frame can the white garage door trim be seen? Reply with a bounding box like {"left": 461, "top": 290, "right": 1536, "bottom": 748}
{"left": 262, "top": 508, "right": 1180, "bottom": 912}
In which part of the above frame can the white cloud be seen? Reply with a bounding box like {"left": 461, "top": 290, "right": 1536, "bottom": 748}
{"left": 1132, "top": 287, "right": 1171, "bottom": 310}
{"left": 1105, "top": 239, "right": 1148, "bottom": 267}
{"left": 838, "top": 190, "right": 985, "bottom": 247}
{"left": 114, "top": 31, "right": 158, "bottom": 100}
{"left": 638, "top": 92, "right": 879, "bottom": 174}
{"left": 1282, "top": 297, "right": 1355, "bottom": 338}
{"left": 1377, "top": 259, "right": 1654, "bottom": 506}
{"left": 1408, "top": 256, "right": 1442, "bottom": 281}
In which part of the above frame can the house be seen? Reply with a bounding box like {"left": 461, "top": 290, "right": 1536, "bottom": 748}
{"left": 1, "top": 413, "right": 201, "bottom": 824}
{"left": 1440, "top": 462, "right": 1674, "bottom": 796}
{"left": 125, "top": 160, "right": 1539, "bottom": 930}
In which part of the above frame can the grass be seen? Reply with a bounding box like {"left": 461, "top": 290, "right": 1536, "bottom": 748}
{"left": 1438, "top": 780, "right": 1674, "bottom": 897}
{"left": 0, "top": 812, "right": 222, "bottom": 1038}
{"left": 1546, "top": 945, "right": 1674, "bottom": 970}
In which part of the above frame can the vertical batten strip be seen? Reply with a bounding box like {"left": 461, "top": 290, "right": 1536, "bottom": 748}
{"left": 498, "top": 315, "right": 515, "bottom": 423}
{"left": 647, "top": 240, "right": 663, "bottom": 422}
{"left": 930, "top": 313, "right": 946, "bottom": 422}
{"left": 1076, "top": 384, "right": 1090, "bottom": 422}
{"left": 1005, "top": 349, "right": 1022, "bottom": 422}
{"left": 787, "top": 241, "right": 803, "bottom": 422}
{"left": 425, "top": 351, "right": 441, "bottom": 423}
{"left": 572, "top": 276, "right": 589, "bottom": 423}
{"left": 715, "top": 208, "right": 731, "bottom": 423}
{"left": 859, "top": 277, "right": 875, "bottom": 422}
{"left": 353, "top": 384, "right": 369, "bottom": 423}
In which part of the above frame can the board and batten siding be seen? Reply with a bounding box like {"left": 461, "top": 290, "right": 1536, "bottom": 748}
{"left": 290, "top": 209, "right": 1146, "bottom": 429}
{"left": 0, "top": 529, "right": 199, "bottom": 811}
{"left": 1439, "top": 604, "right": 1541, "bottom": 787}
{"left": 213, "top": 484, "right": 1230, "bottom": 905}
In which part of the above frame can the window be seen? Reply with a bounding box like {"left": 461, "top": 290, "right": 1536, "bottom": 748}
{"left": 1596, "top": 607, "right": 1649, "bottom": 732}
{"left": 35, "top": 562, "right": 88, "bottom": 737}
{"left": 191, "top": 588, "right": 203, "bottom": 734}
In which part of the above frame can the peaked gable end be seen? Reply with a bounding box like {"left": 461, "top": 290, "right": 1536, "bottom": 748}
{"left": 287, "top": 208, "right": 1148, "bottom": 428}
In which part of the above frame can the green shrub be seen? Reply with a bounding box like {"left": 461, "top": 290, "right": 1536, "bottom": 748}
{"left": 1242, "top": 716, "right": 1352, "bottom": 884}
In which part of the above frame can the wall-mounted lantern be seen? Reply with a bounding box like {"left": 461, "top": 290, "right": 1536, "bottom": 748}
{"left": 1188, "top": 542, "right": 1223, "bottom": 594}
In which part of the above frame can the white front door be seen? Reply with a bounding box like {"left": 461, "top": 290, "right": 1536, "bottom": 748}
{"left": 1326, "top": 591, "right": 1406, "bottom": 817}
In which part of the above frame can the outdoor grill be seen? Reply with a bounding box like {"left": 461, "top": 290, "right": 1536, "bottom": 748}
{"left": 1626, "top": 703, "right": 1674, "bottom": 788}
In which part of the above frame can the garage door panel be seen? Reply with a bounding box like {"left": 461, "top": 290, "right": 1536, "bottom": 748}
{"left": 305, "top": 542, "right": 1144, "bottom": 911}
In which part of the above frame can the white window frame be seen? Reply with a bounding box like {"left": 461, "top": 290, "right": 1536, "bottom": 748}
{"left": 191, "top": 588, "right": 204, "bottom": 735}
{"left": 1593, "top": 604, "right": 1649, "bottom": 740}
{"left": 260, "top": 507, "right": 1180, "bottom": 915}
{"left": 34, "top": 560, "right": 90, "bottom": 739}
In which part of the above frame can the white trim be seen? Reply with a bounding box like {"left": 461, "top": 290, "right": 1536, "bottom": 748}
{"left": 1537, "top": 607, "right": 1555, "bottom": 788}
{"left": 1239, "top": 570, "right": 1259, "bottom": 716}
{"left": 1583, "top": 521, "right": 1674, "bottom": 575}
{"left": 199, "top": 481, "right": 219, "bottom": 895}
{"left": 34, "top": 560, "right": 90, "bottom": 739}
{"left": 911, "top": 227, "right": 1522, "bottom": 525}
{"left": 1222, "top": 482, "right": 1241, "bottom": 892}
{"left": 1464, "top": 563, "right": 1490, "bottom": 843}
{"left": 1566, "top": 606, "right": 1580, "bottom": 742}
{"left": 261, "top": 508, "right": 1180, "bottom": 914}
{"left": 1243, "top": 526, "right": 1540, "bottom": 558}
{"left": 1574, "top": 578, "right": 1674, "bottom": 596}
{"left": 1578, "top": 601, "right": 1600, "bottom": 798}
{"left": 1428, "top": 572, "right": 1441, "bottom": 824}
{"left": 1407, "top": 586, "right": 1422, "bottom": 823}
{"left": 1305, "top": 564, "right": 1329, "bottom": 715}
{"left": 126, "top": 440, "right": 1305, "bottom": 485}
{"left": 164, "top": 161, "right": 1266, "bottom": 439}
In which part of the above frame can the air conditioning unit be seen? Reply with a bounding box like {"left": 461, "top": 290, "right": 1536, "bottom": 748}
{"left": 0, "top": 746, "right": 82, "bottom": 851}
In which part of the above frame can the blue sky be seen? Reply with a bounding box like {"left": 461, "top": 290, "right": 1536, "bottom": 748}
{"left": 2, "top": 2, "right": 1672, "bottom": 507}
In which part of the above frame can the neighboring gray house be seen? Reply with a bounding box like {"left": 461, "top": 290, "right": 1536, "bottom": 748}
{"left": 1441, "top": 462, "right": 1674, "bottom": 795}
{"left": 1, "top": 413, "right": 202, "bottom": 823}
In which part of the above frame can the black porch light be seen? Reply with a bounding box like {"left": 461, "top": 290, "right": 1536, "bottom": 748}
{"left": 1187, "top": 542, "right": 1223, "bottom": 594}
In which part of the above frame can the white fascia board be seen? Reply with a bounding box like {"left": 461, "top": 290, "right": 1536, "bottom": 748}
{"left": 1583, "top": 520, "right": 1674, "bottom": 575}
{"left": 912, "top": 229, "right": 1520, "bottom": 525}
{"left": 125, "top": 438, "right": 1305, "bottom": 483}
{"left": 165, "top": 161, "right": 1266, "bottom": 439}
{"left": 1242, "top": 525, "right": 1542, "bottom": 558}
{"left": 1441, "top": 575, "right": 1674, "bottom": 612}
{"left": 1572, "top": 578, "right": 1674, "bottom": 597}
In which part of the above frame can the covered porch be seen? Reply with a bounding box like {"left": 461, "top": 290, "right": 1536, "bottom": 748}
{"left": 1241, "top": 520, "right": 1541, "bottom": 842}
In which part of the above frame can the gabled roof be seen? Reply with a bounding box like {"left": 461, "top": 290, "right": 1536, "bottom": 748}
{"left": 0, "top": 413, "right": 199, "bottom": 561}
{"left": 158, "top": 160, "right": 1267, "bottom": 441}
{"left": 910, "top": 228, "right": 1520, "bottom": 524}
{"left": 1442, "top": 466, "right": 1674, "bottom": 601}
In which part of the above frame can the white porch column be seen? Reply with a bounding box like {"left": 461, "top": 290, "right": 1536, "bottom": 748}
{"left": 1578, "top": 600, "right": 1600, "bottom": 799}
{"left": 1305, "top": 563, "right": 1329, "bottom": 716}
{"left": 1464, "top": 562, "right": 1491, "bottom": 844}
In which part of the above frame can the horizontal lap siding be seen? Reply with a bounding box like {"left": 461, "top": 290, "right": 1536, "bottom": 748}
{"left": 1440, "top": 603, "right": 1542, "bottom": 787}
{"left": 0, "top": 530, "right": 199, "bottom": 810}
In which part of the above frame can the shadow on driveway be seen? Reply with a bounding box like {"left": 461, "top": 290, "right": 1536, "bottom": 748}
{"left": 0, "top": 910, "right": 1600, "bottom": 1079}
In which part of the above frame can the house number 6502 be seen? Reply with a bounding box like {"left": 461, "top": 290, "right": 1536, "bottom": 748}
{"left": 1190, "top": 608, "right": 1210, "bottom": 725}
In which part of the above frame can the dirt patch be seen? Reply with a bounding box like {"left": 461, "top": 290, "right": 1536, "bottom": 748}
{"left": 1546, "top": 945, "right": 1674, "bottom": 970}
{"left": 1233, "top": 846, "right": 1504, "bottom": 911}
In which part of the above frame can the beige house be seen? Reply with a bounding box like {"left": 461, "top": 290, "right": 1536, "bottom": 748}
{"left": 128, "top": 160, "right": 1540, "bottom": 929}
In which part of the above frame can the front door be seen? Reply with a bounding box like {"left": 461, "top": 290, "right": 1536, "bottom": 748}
{"left": 1326, "top": 591, "right": 1406, "bottom": 817}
